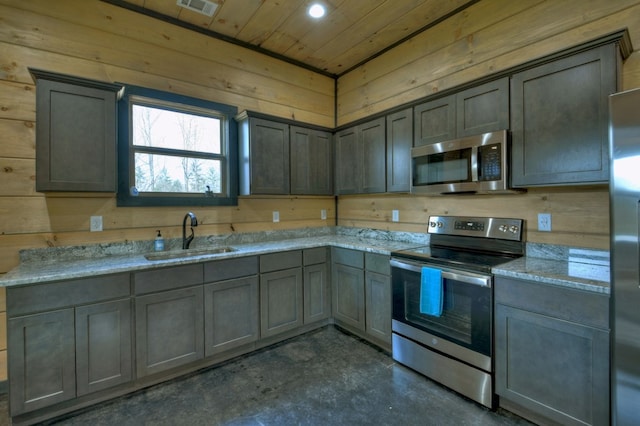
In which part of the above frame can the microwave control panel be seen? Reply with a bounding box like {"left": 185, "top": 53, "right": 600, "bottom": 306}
{"left": 478, "top": 143, "right": 502, "bottom": 181}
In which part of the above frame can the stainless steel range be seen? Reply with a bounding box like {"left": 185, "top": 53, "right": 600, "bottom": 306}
{"left": 390, "top": 216, "right": 524, "bottom": 408}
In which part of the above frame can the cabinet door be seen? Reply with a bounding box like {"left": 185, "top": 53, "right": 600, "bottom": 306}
{"left": 414, "top": 94, "right": 456, "bottom": 146}
{"left": 32, "top": 71, "right": 121, "bottom": 192}
{"left": 249, "top": 118, "right": 290, "bottom": 194}
{"left": 332, "top": 263, "right": 365, "bottom": 331}
{"left": 495, "top": 304, "right": 609, "bottom": 426}
{"left": 365, "top": 271, "right": 391, "bottom": 344}
{"left": 290, "top": 126, "right": 333, "bottom": 195}
{"left": 456, "top": 77, "right": 509, "bottom": 137}
{"left": 511, "top": 45, "right": 618, "bottom": 186}
{"left": 9, "top": 309, "right": 76, "bottom": 415}
{"left": 260, "top": 268, "right": 304, "bottom": 338}
{"left": 204, "top": 277, "right": 259, "bottom": 356}
{"left": 386, "top": 108, "right": 412, "bottom": 193}
{"left": 135, "top": 286, "right": 204, "bottom": 377}
{"left": 361, "top": 117, "right": 386, "bottom": 193}
{"left": 335, "top": 126, "right": 361, "bottom": 194}
{"left": 76, "top": 299, "right": 133, "bottom": 396}
{"left": 304, "top": 262, "right": 330, "bottom": 324}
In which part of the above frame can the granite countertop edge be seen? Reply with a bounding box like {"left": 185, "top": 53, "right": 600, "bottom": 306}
{"left": 0, "top": 230, "right": 611, "bottom": 294}
{"left": 0, "top": 234, "right": 423, "bottom": 287}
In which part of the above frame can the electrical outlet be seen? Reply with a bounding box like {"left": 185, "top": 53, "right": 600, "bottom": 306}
{"left": 538, "top": 213, "right": 551, "bottom": 232}
{"left": 392, "top": 210, "right": 399, "bottom": 222}
{"left": 273, "top": 211, "right": 280, "bottom": 223}
{"left": 90, "top": 215, "right": 103, "bottom": 232}
{"left": 321, "top": 209, "right": 327, "bottom": 220}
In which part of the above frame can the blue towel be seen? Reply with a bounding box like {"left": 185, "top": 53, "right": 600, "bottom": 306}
{"left": 420, "top": 267, "right": 443, "bottom": 317}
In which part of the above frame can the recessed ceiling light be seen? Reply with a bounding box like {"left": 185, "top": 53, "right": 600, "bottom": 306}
{"left": 308, "top": 3, "right": 326, "bottom": 19}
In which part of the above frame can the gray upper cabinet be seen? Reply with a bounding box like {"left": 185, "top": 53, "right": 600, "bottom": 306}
{"left": 414, "top": 78, "right": 509, "bottom": 147}
{"left": 335, "top": 117, "right": 386, "bottom": 194}
{"left": 238, "top": 113, "right": 333, "bottom": 195}
{"left": 510, "top": 44, "right": 619, "bottom": 186}
{"left": 290, "top": 126, "right": 333, "bottom": 195}
{"left": 386, "top": 108, "right": 412, "bottom": 193}
{"left": 29, "top": 69, "right": 122, "bottom": 192}
{"left": 239, "top": 115, "right": 290, "bottom": 195}
{"left": 495, "top": 277, "right": 609, "bottom": 426}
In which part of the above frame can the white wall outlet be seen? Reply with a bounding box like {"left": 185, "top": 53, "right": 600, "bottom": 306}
{"left": 321, "top": 209, "right": 327, "bottom": 220}
{"left": 90, "top": 215, "right": 103, "bottom": 232}
{"left": 538, "top": 213, "right": 552, "bottom": 232}
{"left": 272, "top": 211, "right": 280, "bottom": 223}
{"left": 392, "top": 210, "right": 399, "bottom": 222}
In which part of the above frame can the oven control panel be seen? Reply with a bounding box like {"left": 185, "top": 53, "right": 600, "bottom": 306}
{"left": 428, "top": 215, "right": 523, "bottom": 241}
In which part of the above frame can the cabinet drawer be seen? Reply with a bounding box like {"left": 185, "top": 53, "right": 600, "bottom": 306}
{"left": 204, "top": 256, "right": 258, "bottom": 282}
{"left": 260, "top": 250, "right": 302, "bottom": 273}
{"left": 134, "top": 264, "right": 203, "bottom": 295}
{"left": 304, "top": 247, "right": 328, "bottom": 266}
{"left": 365, "top": 252, "right": 390, "bottom": 275}
{"left": 7, "top": 273, "right": 130, "bottom": 317}
{"left": 332, "top": 247, "right": 364, "bottom": 268}
{"left": 495, "top": 277, "right": 609, "bottom": 330}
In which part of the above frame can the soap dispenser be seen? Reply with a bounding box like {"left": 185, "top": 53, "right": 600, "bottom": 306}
{"left": 154, "top": 230, "right": 165, "bottom": 252}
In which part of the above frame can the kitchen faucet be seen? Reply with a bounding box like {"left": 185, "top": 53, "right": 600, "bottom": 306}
{"left": 182, "top": 212, "right": 198, "bottom": 249}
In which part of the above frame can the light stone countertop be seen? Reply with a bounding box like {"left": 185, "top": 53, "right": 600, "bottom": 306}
{"left": 0, "top": 228, "right": 611, "bottom": 295}
{"left": 0, "top": 230, "right": 426, "bottom": 287}
{"left": 492, "top": 244, "right": 610, "bottom": 294}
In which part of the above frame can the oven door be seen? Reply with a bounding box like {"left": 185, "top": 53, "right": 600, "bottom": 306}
{"left": 391, "top": 258, "right": 493, "bottom": 359}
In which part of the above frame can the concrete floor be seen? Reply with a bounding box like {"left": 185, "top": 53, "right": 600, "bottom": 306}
{"left": 3, "top": 326, "right": 534, "bottom": 425}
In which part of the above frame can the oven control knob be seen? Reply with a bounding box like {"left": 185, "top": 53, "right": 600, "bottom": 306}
{"left": 429, "top": 221, "right": 436, "bottom": 228}
{"left": 510, "top": 225, "right": 519, "bottom": 233}
{"left": 499, "top": 225, "right": 507, "bottom": 232}
{"left": 437, "top": 222, "right": 443, "bottom": 228}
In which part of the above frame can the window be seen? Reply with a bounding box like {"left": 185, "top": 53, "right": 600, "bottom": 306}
{"left": 117, "top": 85, "right": 238, "bottom": 206}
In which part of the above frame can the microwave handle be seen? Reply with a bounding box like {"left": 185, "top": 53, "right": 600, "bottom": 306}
{"left": 471, "top": 146, "right": 479, "bottom": 182}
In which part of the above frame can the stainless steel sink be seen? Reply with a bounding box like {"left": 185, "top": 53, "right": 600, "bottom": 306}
{"left": 144, "top": 246, "right": 236, "bottom": 261}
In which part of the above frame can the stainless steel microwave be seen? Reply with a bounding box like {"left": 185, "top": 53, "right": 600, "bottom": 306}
{"left": 411, "top": 130, "right": 517, "bottom": 195}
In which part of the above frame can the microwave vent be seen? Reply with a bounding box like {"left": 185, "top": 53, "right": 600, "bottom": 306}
{"left": 177, "top": 0, "right": 218, "bottom": 17}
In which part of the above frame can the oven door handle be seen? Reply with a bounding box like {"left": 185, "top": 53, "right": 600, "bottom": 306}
{"left": 390, "top": 258, "right": 492, "bottom": 288}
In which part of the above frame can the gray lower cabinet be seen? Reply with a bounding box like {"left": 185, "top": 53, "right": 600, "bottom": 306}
{"left": 8, "top": 309, "right": 76, "bottom": 415}
{"left": 303, "top": 247, "right": 331, "bottom": 324}
{"left": 260, "top": 251, "right": 304, "bottom": 338}
{"left": 7, "top": 273, "right": 132, "bottom": 416}
{"left": 133, "top": 263, "right": 205, "bottom": 378}
{"left": 510, "top": 44, "right": 620, "bottom": 186}
{"left": 204, "top": 256, "right": 260, "bottom": 356}
{"left": 495, "top": 277, "right": 609, "bottom": 426}
{"left": 332, "top": 248, "right": 391, "bottom": 348}
{"left": 75, "top": 299, "right": 133, "bottom": 396}
{"left": 135, "top": 286, "right": 205, "bottom": 377}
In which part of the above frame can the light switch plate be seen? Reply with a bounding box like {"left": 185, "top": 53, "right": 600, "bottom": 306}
{"left": 321, "top": 209, "right": 327, "bottom": 220}
{"left": 538, "top": 213, "right": 551, "bottom": 232}
{"left": 392, "top": 210, "right": 399, "bottom": 222}
{"left": 90, "top": 216, "right": 103, "bottom": 232}
{"left": 273, "top": 211, "right": 280, "bottom": 223}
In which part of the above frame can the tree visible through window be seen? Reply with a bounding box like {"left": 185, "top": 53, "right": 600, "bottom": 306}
{"left": 117, "top": 85, "right": 238, "bottom": 207}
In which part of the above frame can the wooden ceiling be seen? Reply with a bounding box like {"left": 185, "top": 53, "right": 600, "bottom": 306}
{"left": 109, "top": 0, "right": 477, "bottom": 76}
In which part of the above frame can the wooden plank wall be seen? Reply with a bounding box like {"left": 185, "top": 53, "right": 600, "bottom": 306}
{"left": 336, "top": 0, "right": 640, "bottom": 251}
{"left": 0, "top": 0, "right": 336, "bottom": 381}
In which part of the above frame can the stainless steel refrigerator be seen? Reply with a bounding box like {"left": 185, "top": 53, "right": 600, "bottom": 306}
{"left": 610, "top": 87, "right": 640, "bottom": 425}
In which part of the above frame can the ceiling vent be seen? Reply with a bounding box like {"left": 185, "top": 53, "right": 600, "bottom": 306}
{"left": 176, "top": 0, "right": 218, "bottom": 17}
